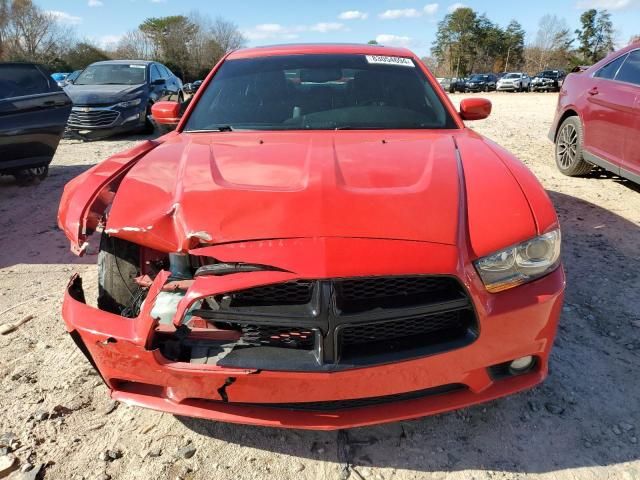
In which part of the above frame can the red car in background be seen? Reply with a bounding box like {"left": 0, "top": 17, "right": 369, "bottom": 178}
{"left": 58, "top": 44, "right": 564, "bottom": 430}
{"left": 550, "top": 42, "right": 640, "bottom": 183}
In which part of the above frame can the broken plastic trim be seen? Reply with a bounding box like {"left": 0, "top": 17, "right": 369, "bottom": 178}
{"left": 194, "top": 262, "right": 288, "bottom": 277}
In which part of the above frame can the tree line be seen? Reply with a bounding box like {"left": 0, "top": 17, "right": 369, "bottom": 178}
{"left": 429, "top": 6, "right": 636, "bottom": 77}
{"left": 0, "top": 0, "right": 245, "bottom": 81}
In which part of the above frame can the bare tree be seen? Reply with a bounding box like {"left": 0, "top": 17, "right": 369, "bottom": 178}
{"left": 530, "top": 15, "right": 573, "bottom": 71}
{"left": 210, "top": 17, "right": 245, "bottom": 53}
{"left": 112, "top": 30, "right": 155, "bottom": 60}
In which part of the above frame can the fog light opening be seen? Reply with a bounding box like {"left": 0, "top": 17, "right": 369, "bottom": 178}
{"left": 509, "top": 355, "right": 534, "bottom": 373}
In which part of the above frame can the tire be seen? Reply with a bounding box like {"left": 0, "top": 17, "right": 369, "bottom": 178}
{"left": 554, "top": 116, "right": 593, "bottom": 177}
{"left": 98, "top": 232, "right": 141, "bottom": 314}
{"left": 13, "top": 165, "right": 48, "bottom": 186}
{"left": 483, "top": 85, "right": 489, "bottom": 92}
{"left": 178, "top": 92, "right": 184, "bottom": 104}
{"left": 142, "top": 104, "right": 155, "bottom": 134}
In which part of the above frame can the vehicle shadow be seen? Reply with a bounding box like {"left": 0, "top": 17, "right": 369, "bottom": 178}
{"left": 178, "top": 190, "right": 640, "bottom": 476}
{"left": 0, "top": 163, "right": 96, "bottom": 269}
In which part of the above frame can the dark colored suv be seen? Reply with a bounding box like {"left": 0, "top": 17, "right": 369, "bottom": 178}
{"left": 64, "top": 60, "right": 183, "bottom": 138}
{"left": 0, "top": 62, "right": 72, "bottom": 184}
{"left": 465, "top": 74, "right": 497, "bottom": 92}
{"left": 531, "top": 70, "right": 566, "bottom": 92}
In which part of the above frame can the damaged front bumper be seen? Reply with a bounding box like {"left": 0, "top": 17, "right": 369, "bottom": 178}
{"left": 62, "top": 255, "right": 565, "bottom": 430}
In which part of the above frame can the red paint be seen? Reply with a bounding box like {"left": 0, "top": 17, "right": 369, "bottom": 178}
{"left": 549, "top": 42, "right": 640, "bottom": 179}
{"left": 151, "top": 101, "right": 181, "bottom": 126}
{"left": 459, "top": 98, "right": 492, "bottom": 120}
{"left": 58, "top": 44, "right": 565, "bottom": 429}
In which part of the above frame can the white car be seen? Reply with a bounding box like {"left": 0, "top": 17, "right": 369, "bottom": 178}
{"left": 496, "top": 72, "right": 531, "bottom": 92}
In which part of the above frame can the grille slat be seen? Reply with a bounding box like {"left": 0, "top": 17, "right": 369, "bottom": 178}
{"left": 68, "top": 110, "right": 119, "bottom": 128}
{"left": 239, "top": 324, "right": 315, "bottom": 350}
{"left": 225, "top": 280, "right": 313, "bottom": 307}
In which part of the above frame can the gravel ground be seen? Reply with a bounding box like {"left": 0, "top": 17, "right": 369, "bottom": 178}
{"left": 0, "top": 92, "right": 639, "bottom": 480}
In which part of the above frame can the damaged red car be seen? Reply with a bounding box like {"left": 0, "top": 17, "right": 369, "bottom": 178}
{"left": 58, "top": 44, "right": 565, "bottom": 430}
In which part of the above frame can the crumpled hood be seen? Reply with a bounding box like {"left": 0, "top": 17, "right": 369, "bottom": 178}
{"left": 64, "top": 84, "right": 146, "bottom": 105}
{"left": 104, "top": 130, "right": 539, "bottom": 255}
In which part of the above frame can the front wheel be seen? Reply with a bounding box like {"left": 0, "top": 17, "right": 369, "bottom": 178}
{"left": 98, "top": 233, "right": 141, "bottom": 314}
{"left": 13, "top": 165, "right": 49, "bottom": 186}
{"left": 554, "top": 116, "right": 593, "bottom": 176}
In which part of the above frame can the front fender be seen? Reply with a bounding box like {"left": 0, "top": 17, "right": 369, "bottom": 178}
{"left": 57, "top": 139, "right": 165, "bottom": 255}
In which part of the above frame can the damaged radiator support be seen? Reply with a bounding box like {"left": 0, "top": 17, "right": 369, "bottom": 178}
{"left": 154, "top": 276, "right": 479, "bottom": 372}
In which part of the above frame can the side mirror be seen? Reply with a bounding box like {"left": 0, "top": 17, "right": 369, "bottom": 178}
{"left": 459, "top": 98, "right": 492, "bottom": 121}
{"left": 151, "top": 101, "right": 181, "bottom": 127}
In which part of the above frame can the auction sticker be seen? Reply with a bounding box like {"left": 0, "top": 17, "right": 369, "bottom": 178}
{"left": 365, "top": 55, "right": 414, "bottom": 67}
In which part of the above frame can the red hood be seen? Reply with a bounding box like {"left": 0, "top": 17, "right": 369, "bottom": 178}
{"left": 103, "top": 130, "right": 538, "bottom": 255}
{"left": 105, "top": 131, "right": 462, "bottom": 251}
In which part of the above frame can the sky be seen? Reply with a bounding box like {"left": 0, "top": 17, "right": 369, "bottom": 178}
{"left": 39, "top": 0, "right": 640, "bottom": 57}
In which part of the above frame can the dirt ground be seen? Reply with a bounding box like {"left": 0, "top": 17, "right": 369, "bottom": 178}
{"left": 0, "top": 92, "right": 639, "bottom": 480}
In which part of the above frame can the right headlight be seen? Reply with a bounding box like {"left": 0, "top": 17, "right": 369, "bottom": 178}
{"left": 474, "top": 229, "right": 561, "bottom": 293}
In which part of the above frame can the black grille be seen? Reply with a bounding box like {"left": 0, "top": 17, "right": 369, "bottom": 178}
{"left": 226, "top": 280, "right": 313, "bottom": 307}
{"left": 340, "top": 310, "right": 468, "bottom": 346}
{"left": 68, "top": 109, "right": 119, "bottom": 128}
{"left": 185, "top": 275, "right": 477, "bottom": 370}
{"left": 335, "top": 276, "right": 463, "bottom": 313}
{"left": 239, "top": 324, "right": 315, "bottom": 350}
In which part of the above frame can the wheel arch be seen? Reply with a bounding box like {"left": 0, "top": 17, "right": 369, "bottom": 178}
{"left": 553, "top": 109, "right": 580, "bottom": 142}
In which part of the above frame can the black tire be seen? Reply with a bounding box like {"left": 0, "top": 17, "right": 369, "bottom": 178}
{"left": 142, "top": 104, "right": 155, "bottom": 134}
{"left": 178, "top": 92, "right": 184, "bottom": 104}
{"left": 483, "top": 85, "right": 489, "bottom": 92}
{"left": 98, "top": 233, "right": 141, "bottom": 314}
{"left": 554, "top": 116, "right": 593, "bottom": 177}
{"left": 13, "top": 165, "right": 49, "bottom": 186}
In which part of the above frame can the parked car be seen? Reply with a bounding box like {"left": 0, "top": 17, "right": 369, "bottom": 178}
{"left": 64, "top": 60, "right": 183, "bottom": 138}
{"left": 58, "top": 44, "right": 564, "bottom": 430}
{"left": 63, "top": 69, "right": 82, "bottom": 86}
{"left": 438, "top": 77, "right": 455, "bottom": 93}
{"left": 184, "top": 80, "right": 203, "bottom": 95}
{"left": 0, "top": 63, "right": 72, "bottom": 184}
{"left": 549, "top": 42, "right": 640, "bottom": 183}
{"left": 531, "top": 70, "right": 566, "bottom": 92}
{"left": 465, "top": 74, "right": 498, "bottom": 92}
{"left": 51, "top": 72, "right": 70, "bottom": 88}
{"left": 496, "top": 72, "right": 531, "bottom": 92}
{"left": 452, "top": 77, "right": 468, "bottom": 92}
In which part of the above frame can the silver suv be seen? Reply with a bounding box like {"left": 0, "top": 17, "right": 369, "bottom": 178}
{"left": 497, "top": 72, "right": 531, "bottom": 92}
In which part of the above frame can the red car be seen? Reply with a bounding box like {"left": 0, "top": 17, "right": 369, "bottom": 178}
{"left": 550, "top": 42, "right": 640, "bottom": 182}
{"left": 58, "top": 44, "right": 564, "bottom": 430}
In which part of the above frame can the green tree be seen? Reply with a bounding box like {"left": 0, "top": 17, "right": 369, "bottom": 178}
{"left": 575, "top": 9, "right": 614, "bottom": 63}
{"left": 367, "top": 39, "right": 378, "bottom": 45}
{"left": 431, "top": 7, "right": 480, "bottom": 76}
{"left": 64, "top": 42, "right": 110, "bottom": 70}
{"left": 139, "top": 15, "right": 198, "bottom": 78}
{"left": 503, "top": 20, "right": 525, "bottom": 71}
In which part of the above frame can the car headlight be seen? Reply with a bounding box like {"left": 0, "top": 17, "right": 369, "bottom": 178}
{"left": 116, "top": 98, "right": 143, "bottom": 108}
{"left": 474, "top": 229, "right": 561, "bottom": 293}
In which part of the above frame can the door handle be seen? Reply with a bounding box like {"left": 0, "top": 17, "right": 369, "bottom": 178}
{"left": 588, "top": 87, "right": 599, "bottom": 96}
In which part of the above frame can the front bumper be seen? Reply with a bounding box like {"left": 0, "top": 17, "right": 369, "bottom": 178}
{"left": 62, "top": 250, "right": 564, "bottom": 430}
{"left": 67, "top": 104, "right": 146, "bottom": 137}
{"left": 497, "top": 84, "right": 519, "bottom": 91}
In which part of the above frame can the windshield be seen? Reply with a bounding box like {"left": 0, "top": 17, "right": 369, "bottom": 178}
{"left": 184, "top": 54, "right": 456, "bottom": 131}
{"left": 75, "top": 64, "right": 146, "bottom": 85}
{"left": 537, "top": 71, "right": 559, "bottom": 78}
{"left": 504, "top": 73, "right": 520, "bottom": 79}
{"left": 469, "top": 75, "right": 489, "bottom": 81}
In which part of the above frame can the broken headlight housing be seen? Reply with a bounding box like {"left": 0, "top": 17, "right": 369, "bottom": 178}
{"left": 474, "top": 229, "right": 561, "bottom": 293}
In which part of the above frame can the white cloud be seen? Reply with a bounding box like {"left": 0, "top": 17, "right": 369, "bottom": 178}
{"left": 447, "top": 2, "right": 467, "bottom": 12}
{"left": 244, "top": 22, "right": 346, "bottom": 41}
{"left": 338, "top": 10, "right": 368, "bottom": 20}
{"left": 46, "top": 10, "right": 82, "bottom": 24}
{"left": 424, "top": 3, "right": 439, "bottom": 15}
{"left": 379, "top": 8, "right": 422, "bottom": 19}
{"left": 88, "top": 0, "right": 103, "bottom": 6}
{"left": 375, "top": 34, "right": 412, "bottom": 47}
{"left": 310, "top": 22, "right": 345, "bottom": 33}
{"left": 150, "top": 0, "right": 167, "bottom": 3}
{"left": 576, "top": 0, "right": 636, "bottom": 9}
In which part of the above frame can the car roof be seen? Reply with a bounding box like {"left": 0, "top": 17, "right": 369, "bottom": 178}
{"left": 89, "top": 60, "right": 154, "bottom": 66}
{"left": 227, "top": 43, "right": 415, "bottom": 60}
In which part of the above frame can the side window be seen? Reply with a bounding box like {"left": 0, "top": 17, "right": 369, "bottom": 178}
{"left": 615, "top": 50, "right": 640, "bottom": 86}
{"left": 0, "top": 64, "right": 51, "bottom": 100}
{"left": 150, "top": 65, "right": 162, "bottom": 82}
{"left": 159, "top": 65, "right": 172, "bottom": 79}
{"left": 595, "top": 55, "right": 627, "bottom": 80}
